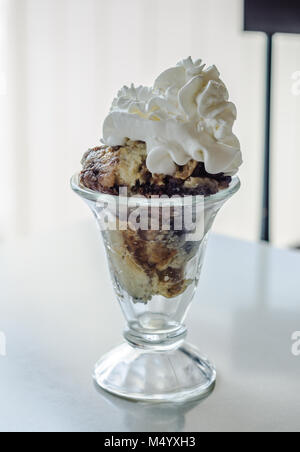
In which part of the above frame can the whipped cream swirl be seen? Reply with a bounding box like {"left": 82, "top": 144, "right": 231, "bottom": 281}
{"left": 103, "top": 57, "right": 242, "bottom": 176}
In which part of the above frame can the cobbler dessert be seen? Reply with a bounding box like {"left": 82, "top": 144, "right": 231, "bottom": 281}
{"left": 79, "top": 57, "right": 242, "bottom": 302}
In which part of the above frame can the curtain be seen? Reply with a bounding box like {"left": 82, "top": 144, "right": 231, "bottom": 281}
{"left": 1, "top": 0, "right": 300, "bottom": 246}
{"left": 0, "top": 0, "right": 11, "bottom": 240}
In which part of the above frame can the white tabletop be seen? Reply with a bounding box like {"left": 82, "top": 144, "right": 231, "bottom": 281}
{"left": 0, "top": 221, "right": 300, "bottom": 432}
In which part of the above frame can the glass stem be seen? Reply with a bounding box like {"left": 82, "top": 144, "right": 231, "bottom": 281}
{"left": 124, "top": 325, "right": 187, "bottom": 352}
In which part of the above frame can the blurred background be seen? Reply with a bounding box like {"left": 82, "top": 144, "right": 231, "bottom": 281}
{"left": 1, "top": 0, "right": 300, "bottom": 247}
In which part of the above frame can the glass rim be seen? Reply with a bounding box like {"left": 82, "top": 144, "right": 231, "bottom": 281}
{"left": 71, "top": 172, "right": 240, "bottom": 207}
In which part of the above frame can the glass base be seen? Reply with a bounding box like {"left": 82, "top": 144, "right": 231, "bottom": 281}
{"left": 94, "top": 342, "right": 216, "bottom": 403}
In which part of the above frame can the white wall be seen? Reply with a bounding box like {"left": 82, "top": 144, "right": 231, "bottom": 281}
{"left": 0, "top": 0, "right": 13, "bottom": 239}
{"left": 1, "top": 0, "right": 300, "bottom": 246}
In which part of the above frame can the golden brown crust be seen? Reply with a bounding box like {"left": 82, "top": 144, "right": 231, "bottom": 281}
{"left": 174, "top": 160, "right": 198, "bottom": 180}
{"left": 80, "top": 139, "right": 232, "bottom": 197}
{"left": 80, "top": 146, "right": 120, "bottom": 191}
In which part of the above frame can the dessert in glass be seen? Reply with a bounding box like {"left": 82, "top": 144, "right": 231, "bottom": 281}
{"left": 71, "top": 57, "right": 242, "bottom": 403}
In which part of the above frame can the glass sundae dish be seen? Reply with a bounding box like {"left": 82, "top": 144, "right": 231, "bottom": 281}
{"left": 72, "top": 57, "right": 242, "bottom": 403}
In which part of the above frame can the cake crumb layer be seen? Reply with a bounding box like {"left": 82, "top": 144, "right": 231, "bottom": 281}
{"left": 80, "top": 139, "right": 231, "bottom": 197}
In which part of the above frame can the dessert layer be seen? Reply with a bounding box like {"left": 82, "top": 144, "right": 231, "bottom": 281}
{"left": 80, "top": 139, "right": 231, "bottom": 197}
{"left": 104, "top": 226, "right": 199, "bottom": 302}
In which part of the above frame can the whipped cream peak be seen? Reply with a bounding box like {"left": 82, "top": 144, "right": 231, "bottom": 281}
{"left": 103, "top": 57, "right": 242, "bottom": 176}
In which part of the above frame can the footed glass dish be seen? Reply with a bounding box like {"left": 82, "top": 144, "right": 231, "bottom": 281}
{"left": 71, "top": 174, "right": 240, "bottom": 403}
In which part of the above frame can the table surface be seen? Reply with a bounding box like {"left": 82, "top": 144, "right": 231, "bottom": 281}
{"left": 0, "top": 221, "right": 300, "bottom": 432}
